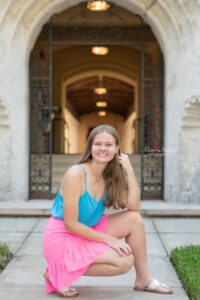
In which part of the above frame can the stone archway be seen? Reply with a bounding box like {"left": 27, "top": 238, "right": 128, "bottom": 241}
{"left": 0, "top": 0, "right": 199, "bottom": 201}
{"left": 62, "top": 70, "right": 138, "bottom": 154}
{"left": 59, "top": 55, "right": 140, "bottom": 154}
{"left": 29, "top": 3, "right": 165, "bottom": 198}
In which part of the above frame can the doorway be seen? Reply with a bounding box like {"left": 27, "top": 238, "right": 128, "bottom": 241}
{"left": 29, "top": 2, "right": 164, "bottom": 199}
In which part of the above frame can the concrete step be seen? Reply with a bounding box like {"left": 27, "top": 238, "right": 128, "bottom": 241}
{"left": 52, "top": 175, "right": 141, "bottom": 183}
{"left": 52, "top": 171, "right": 142, "bottom": 180}
{"left": 51, "top": 154, "right": 142, "bottom": 193}
{"left": 52, "top": 155, "right": 141, "bottom": 168}
{"left": 31, "top": 154, "right": 141, "bottom": 165}
{"left": 1, "top": 202, "right": 200, "bottom": 217}
{"left": 52, "top": 166, "right": 141, "bottom": 173}
{"left": 31, "top": 154, "right": 142, "bottom": 194}
{"left": 52, "top": 154, "right": 82, "bottom": 164}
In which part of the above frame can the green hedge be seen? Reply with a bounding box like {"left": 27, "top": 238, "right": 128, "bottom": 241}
{"left": 0, "top": 242, "right": 13, "bottom": 273}
{"left": 170, "top": 245, "right": 200, "bottom": 300}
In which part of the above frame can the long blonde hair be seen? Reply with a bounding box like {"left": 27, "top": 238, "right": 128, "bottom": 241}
{"left": 78, "top": 124, "right": 127, "bottom": 209}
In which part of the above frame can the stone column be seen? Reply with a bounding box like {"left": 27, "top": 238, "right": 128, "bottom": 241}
{"left": 0, "top": 61, "right": 29, "bottom": 201}
{"left": 164, "top": 39, "right": 200, "bottom": 203}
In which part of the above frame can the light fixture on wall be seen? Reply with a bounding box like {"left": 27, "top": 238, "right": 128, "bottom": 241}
{"left": 96, "top": 101, "right": 107, "bottom": 107}
{"left": 87, "top": 1, "right": 110, "bottom": 11}
{"left": 92, "top": 46, "right": 109, "bottom": 55}
{"left": 98, "top": 111, "right": 107, "bottom": 116}
{"left": 94, "top": 87, "right": 107, "bottom": 95}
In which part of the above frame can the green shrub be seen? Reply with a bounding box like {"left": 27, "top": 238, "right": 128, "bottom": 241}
{"left": 0, "top": 242, "right": 13, "bottom": 272}
{"left": 170, "top": 245, "right": 200, "bottom": 300}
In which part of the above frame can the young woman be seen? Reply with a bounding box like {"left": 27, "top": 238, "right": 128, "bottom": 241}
{"left": 43, "top": 124, "right": 173, "bottom": 297}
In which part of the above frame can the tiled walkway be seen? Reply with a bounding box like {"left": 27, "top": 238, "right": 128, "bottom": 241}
{"left": 0, "top": 216, "right": 199, "bottom": 299}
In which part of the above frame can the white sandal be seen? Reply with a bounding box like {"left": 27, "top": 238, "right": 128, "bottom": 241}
{"left": 134, "top": 278, "right": 173, "bottom": 294}
{"left": 43, "top": 273, "right": 79, "bottom": 297}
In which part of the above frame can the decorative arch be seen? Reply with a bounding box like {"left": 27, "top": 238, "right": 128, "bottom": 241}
{"left": 53, "top": 46, "right": 141, "bottom": 116}
{"left": 4, "top": 0, "right": 200, "bottom": 62}
{"left": 183, "top": 96, "right": 200, "bottom": 127}
{"left": 62, "top": 69, "right": 138, "bottom": 122}
{"left": 61, "top": 69, "right": 139, "bottom": 155}
{"left": 62, "top": 69, "right": 138, "bottom": 113}
{"left": 28, "top": 1, "right": 165, "bottom": 198}
{"left": 63, "top": 69, "right": 137, "bottom": 87}
{"left": 0, "top": 98, "right": 10, "bottom": 136}
{"left": 0, "top": 0, "right": 197, "bottom": 72}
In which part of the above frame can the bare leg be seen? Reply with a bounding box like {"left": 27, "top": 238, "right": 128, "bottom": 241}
{"left": 84, "top": 247, "right": 134, "bottom": 276}
{"left": 106, "top": 211, "right": 150, "bottom": 285}
{"left": 106, "top": 210, "right": 172, "bottom": 293}
{"left": 84, "top": 210, "right": 171, "bottom": 293}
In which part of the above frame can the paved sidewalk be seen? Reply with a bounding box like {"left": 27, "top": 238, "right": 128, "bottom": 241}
{"left": 1, "top": 214, "right": 200, "bottom": 299}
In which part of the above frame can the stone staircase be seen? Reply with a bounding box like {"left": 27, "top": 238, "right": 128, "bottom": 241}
{"left": 52, "top": 154, "right": 141, "bottom": 194}
{"left": 52, "top": 154, "right": 81, "bottom": 194}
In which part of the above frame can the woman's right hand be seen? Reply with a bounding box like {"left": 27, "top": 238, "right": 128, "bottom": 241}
{"left": 106, "top": 237, "right": 132, "bottom": 257}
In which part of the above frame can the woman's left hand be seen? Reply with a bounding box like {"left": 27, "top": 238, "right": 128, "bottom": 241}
{"left": 118, "top": 153, "right": 133, "bottom": 172}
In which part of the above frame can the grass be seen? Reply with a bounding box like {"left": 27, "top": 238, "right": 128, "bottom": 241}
{"left": 0, "top": 241, "right": 13, "bottom": 273}
{"left": 170, "top": 245, "right": 200, "bottom": 300}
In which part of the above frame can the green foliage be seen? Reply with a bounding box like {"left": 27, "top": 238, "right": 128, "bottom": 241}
{"left": 170, "top": 245, "right": 200, "bottom": 300}
{"left": 0, "top": 241, "right": 13, "bottom": 272}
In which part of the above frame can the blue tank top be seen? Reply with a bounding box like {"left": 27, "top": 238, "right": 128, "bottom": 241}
{"left": 50, "top": 164, "right": 105, "bottom": 226}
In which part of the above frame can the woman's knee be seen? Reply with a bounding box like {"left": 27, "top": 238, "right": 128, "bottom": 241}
{"left": 118, "top": 254, "right": 134, "bottom": 274}
{"left": 127, "top": 210, "right": 144, "bottom": 227}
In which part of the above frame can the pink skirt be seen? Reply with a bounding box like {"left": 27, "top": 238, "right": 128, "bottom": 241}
{"left": 43, "top": 215, "right": 110, "bottom": 293}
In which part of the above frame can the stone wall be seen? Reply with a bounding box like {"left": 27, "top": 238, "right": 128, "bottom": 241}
{"left": 0, "top": 98, "right": 11, "bottom": 201}
{"left": 179, "top": 96, "right": 200, "bottom": 203}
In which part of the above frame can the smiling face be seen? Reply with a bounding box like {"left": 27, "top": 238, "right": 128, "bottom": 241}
{"left": 91, "top": 131, "right": 119, "bottom": 164}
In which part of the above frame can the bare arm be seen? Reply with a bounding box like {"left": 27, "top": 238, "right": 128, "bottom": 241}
{"left": 62, "top": 166, "right": 132, "bottom": 255}
{"left": 119, "top": 154, "right": 141, "bottom": 211}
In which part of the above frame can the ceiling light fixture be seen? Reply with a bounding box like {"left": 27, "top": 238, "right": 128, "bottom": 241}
{"left": 96, "top": 101, "right": 107, "bottom": 107}
{"left": 98, "top": 111, "right": 107, "bottom": 116}
{"left": 92, "top": 46, "right": 109, "bottom": 55}
{"left": 87, "top": 1, "right": 110, "bottom": 11}
{"left": 94, "top": 87, "right": 107, "bottom": 95}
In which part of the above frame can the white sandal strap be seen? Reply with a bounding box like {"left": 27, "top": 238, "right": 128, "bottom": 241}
{"left": 61, "top": 287, "right": 78, "bottom": 293}
{"left": 148, "top": 278, "right": 165, "bottom": 290}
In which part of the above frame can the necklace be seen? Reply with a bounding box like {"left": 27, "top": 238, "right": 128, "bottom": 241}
{"left": 95, "top": 175, "right": 102, "bottom": 182}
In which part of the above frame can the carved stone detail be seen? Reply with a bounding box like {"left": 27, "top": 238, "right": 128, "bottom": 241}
{"left": 0, "top": 98, "right": 9, "bottom": 137}
{"left": 182, "top": 96, "right": 200, "bottom": 128}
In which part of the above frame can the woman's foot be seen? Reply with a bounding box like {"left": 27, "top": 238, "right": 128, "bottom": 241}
{"left": 57, "top": 287, "right": 79, "bottom": 297}
{"left": 43, "top": 273, "right": 79, "bottom": 297}
{"left": 134, "top": 278, "right": 173, "bottom": 294}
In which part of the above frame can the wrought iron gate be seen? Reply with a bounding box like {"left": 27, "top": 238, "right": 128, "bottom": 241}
{"left": 29, "top": 23, "right": 52, "bottom": 198}
{"left": 141, "top": 26, "right": 164, "bottom": 199}
{"left": 29, "top": 1, "right": 164, "bottom": 199}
